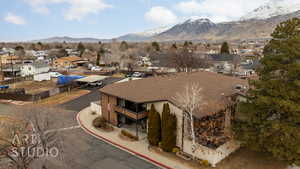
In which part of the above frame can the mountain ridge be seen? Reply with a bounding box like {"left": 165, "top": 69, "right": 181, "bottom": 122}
{"left": 240, "top": 0, "right": 300, "bottom": 20}
{"left": 32, "top": 0, "right": 300, "bottom": 43}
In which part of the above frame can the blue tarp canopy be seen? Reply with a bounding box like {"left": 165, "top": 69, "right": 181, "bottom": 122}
{"left": 0, "top": 85, "right": 9, "bottom": 89}
{"left": 57, "top": 75, "right": 84, "bottom": 85}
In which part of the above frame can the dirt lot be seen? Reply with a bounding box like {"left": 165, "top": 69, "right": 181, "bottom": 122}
{"left": 151, "top": 147, "right": 287, "bottom": 169}
{"left": 37, "top": 89, "right": 90, "bottom": 105}
{"left": 10, "top": 79, "right": 57, "bottom": 94}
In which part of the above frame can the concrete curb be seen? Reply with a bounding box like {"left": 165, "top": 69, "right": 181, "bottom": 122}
{"left": 76, "top": 110, "right": 173, "bottom": 169}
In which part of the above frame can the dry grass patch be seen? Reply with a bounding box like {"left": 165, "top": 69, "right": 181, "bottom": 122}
{"left": 112, "top": 73, "right": 126, "bottom": 78}
{"left": 10, "top": 79, "right": 57, "bottom": 94}
{"left": 37, "top": 89, "right": 90, "bottom": 105}
{"left": 149, "top": 147, "right": 287, "bottom": 169}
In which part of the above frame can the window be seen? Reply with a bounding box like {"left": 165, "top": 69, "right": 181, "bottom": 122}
{"left": 117, "top": 98, "right": 125, "bottom": 107}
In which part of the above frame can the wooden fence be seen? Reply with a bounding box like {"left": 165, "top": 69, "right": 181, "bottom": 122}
{"left": 0, "top": 76, "right": 33, "bottom": 85}
{"left": 0, "top": 83, "right": 78, "bottom": 102}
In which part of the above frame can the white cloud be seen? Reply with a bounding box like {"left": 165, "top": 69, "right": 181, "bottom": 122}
{"left": 24, "top": 0, "right": 112, "bottom": 20}
{"left": 64, "top": 0, "right": 112, "bottom": 21}
{"left": 175, "top": 0, "right": 202, "bottom": 14}
{"left": 24, "top": 0, "right": 60, "bottom": 14}
{"left": 145, "top": 6, "right": 178, "bottom": 26}
{"left": 175, "top": 0, "right": 271, "bottom": 22}
{"left": 4, "top": 13, "right": 26, "bottom": 25}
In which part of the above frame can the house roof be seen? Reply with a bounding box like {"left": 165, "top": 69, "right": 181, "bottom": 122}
{"left": 100, "top": 71, "right": 248, "bottom": 118}
{"left": 24, "top": 62, "right": 49, "bottom": 68}
{"left": 241, "top": 60, "right": 261, "bottom": 70}
{"left": 2, "top": 65, "right": 21, "bottom": 72}
{"left": 57, "top": 56, "right": 83, "bottom": 62}
{"left": 208, "top": 54, "right": 240, "bottom": 62}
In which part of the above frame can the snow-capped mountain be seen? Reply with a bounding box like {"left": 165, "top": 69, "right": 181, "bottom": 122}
{"left": 158, "top": 18, "right": 216, "bottom": 36}
{"left": 117, "top": 17, "right": 216, "bottom": 41}
{"left": 154, "top": 10, "right": 300, "bottom": 42}
{"left": 117, "top": 25, "right": 173, "bottom": 42}
{"left": 241, "top": 0, "right": 300, "bottom": 20}
{"left": 134, "top": 26, "right": 174, "bottom": 37}
{"left": 183, "top": 17, "right": 215, "bottom": 25}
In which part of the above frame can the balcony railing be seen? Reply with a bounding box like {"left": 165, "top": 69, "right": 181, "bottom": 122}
{"left": 114, "top": 105, "right": 147, "bottom": 120}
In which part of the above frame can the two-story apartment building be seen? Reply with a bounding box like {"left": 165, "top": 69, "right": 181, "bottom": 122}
{"left": 99, "top": 71, "right": 248, "bottom": 166}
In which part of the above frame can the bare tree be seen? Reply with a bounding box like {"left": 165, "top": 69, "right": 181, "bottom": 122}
{"left": 171, "top": 48, "right": 208, "bottom": 72}
{"left": 174, "top": 83, "right": 205, "bottom": 153}
{"left": 15, "top": 45, "right": 25, "bottom": 61}
{"left": 0, "top": 107, "right": 64, "bottom": 169}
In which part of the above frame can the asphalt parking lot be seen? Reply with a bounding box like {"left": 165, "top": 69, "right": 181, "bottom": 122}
{"left": 60, "top": 77, "right": 123, "bottom": 112}
{"left": 45, "top": 129, "right": 158, "bottom": 169}
{"left": 1, "top": 77, "right": 158, "bottom": 169}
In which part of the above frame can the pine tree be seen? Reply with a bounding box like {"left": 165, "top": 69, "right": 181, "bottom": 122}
{"left": 234, "top": 18, "right": 300, "bottom": 165}
{"left": 120, "top": 41, "right": 129, "bottom": 51}
{"left": 171, "top": 43, "right": 177, "bottom": 50}
{"left": 96, "top": 47, "right": 105, "bottom": 66}
{"left": 161, "top": 103, "right": 170, "bottom": 150}
{"left": 96, "top": 54, "right": 100, "bottom": 66}
{"left": 220, "top": 42, "right": 230, "bottom": 54}
{"left": 184, "top": 41, "right": 193, "bottom": 48}
{"left": 161, "top": 103, "right": 177, "bottom": 152}
{"left": 169, "top": 114, "right": 177, "bottom": 151}
{"left": 147, "top": 104, "right": 161, "bottom": 146}
{"left": 77, "top": 42, "right": 85, "bottom": 57}
{"left": 151, "top": 42, "right": 160, "bottom": 51}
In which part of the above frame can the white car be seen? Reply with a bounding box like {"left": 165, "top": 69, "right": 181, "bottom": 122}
{"left": 88, "top": 81, "right": 103, "bottom": 87}
{"left": 132, "top": 72, "right": 143, "bottom": 77}
{"left": 91, "top": 66, "right": 103, "bottom": 71}
{"left": 50, "top": 72, "right": 63, "bottom": 78}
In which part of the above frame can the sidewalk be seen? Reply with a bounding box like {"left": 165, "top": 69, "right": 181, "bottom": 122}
{"left": 77, "top": 107, "right": 193, "bottom": 169}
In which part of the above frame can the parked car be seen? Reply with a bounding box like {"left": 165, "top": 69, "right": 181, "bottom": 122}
{"left": 132, "top": 72, "right": 144, "bottom": 77}
{"left": 91, "top": 66, "right": 103, "bottom": 71}
{"left": 50, "top": 72, "right": 63, "bottom": 78}
{"left": 87, "top": 64, "right": 94, "bottom": 70}
{"left": 88, "top": 81, "right": 103, "bottom": 87}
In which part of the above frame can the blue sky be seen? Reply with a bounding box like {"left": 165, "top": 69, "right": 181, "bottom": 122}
{"left": 0, "top": 0, "right": 272, "bottom": 41}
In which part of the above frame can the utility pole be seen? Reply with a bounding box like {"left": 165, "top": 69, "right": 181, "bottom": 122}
{"left": 10, "top": 52, "right": 14, "bottom": 81}
{"left": 0, "top": 53, "right": 3, "bottom": 81}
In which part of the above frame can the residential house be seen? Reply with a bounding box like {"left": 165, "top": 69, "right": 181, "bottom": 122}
{"left": 65, "top": 49, "right": 81, "bottom": 56}
{"left": 0, "top": 53, "right": 22, "bottom": 65}
{"left": 234, "top": 59, "right": 260, "bottom": 77}
{"left": 99, "top": 71, "right": 248, "bottom": 166}
{"left": 2, "top": 65, "right": 21, "bottom": 77}
{"left": 33, "top": 50, "right": 48, "bottom": 60}
{"left": 53, "top": 56, "right": 88, "bottom": 68}
{"left": 1, "top": 48, "right": 15, "bottom": 55}
{"left": 20, "top": 62, "right": 50, "bottom": 77}
{"left": 208, "top": 54, "right": 241, "bottom": 74}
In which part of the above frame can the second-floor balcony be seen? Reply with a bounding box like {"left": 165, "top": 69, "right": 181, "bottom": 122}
{"left": 114, "top": 105, "right": 147, "bottom": 120}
